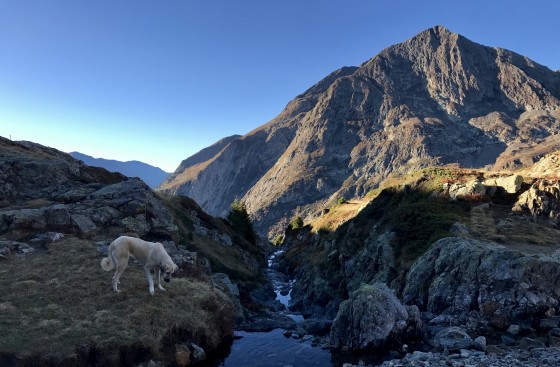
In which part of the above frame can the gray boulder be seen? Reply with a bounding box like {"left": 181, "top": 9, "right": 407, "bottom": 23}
{"left": 513, "top": 180, "right": 560, "bottom": 219}
{"left": 330, "top": 283, "right": 422, "bottom": 350}
{"left": 403, "top": 237, "right": 560, "bottom": 324}
{"left": 432, "top": 326, "right": 473, "bottom": 351}
{"left": 483, "top": 174, "right": 524, "bottom": 194}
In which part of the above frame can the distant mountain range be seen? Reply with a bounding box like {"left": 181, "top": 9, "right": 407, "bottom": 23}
{"left": 158, "top": 26, "right": 560, "bottom": 236}
{"left": 70, "top": 152, "right": 170, "bottom": 188}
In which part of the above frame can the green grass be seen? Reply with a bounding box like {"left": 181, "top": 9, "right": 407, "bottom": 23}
{"left": 0, "top": 236, "right": 234, "bottom": 364}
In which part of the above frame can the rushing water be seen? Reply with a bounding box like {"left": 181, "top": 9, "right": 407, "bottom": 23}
{"left": 218, "top": 248, "right": 336, "bottom": 367}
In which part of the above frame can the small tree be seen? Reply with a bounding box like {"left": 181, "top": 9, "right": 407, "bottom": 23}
{"left": 227, "top": 198, "right": 256, "bottom": 245}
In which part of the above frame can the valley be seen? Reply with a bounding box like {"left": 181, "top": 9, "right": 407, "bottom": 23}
{"left": 2, "top": 25, "right": 560, "bottom": 367}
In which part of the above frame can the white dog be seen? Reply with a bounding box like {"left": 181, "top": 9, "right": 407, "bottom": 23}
{"left": 101, "top": 236, "right": 178, "bottom": 295}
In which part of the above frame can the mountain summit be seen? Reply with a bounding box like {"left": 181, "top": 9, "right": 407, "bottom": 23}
{"left": 159, "top": 26, "right": 560, "bottom": 236}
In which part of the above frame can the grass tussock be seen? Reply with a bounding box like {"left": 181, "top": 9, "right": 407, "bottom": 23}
{"left": 0, "top": 236, "right": 234, "bottom": 362}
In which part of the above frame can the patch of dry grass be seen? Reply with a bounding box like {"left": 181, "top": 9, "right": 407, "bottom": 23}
{"left": 310, "top": 200, "right": 368, "bottom": 233}
{"left": 0, "top": 236, "right": 234, "bottom": 363}
{"left": 469, "top": 205, "right": 499, "bottom": 240}
{"left": 469, "top": 204, "right": 560, "bottom": 246}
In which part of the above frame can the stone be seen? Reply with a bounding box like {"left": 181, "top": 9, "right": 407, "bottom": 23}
{"left": 46, "top": 205, "right": 72, "bottom": 230}
{"left": 486, "top": 345, "right": 507, "bottom": 355}
{"left": 432, "top": 327, "right": 474, "bottom": 352}
{"left": 448, "top": 180, "right": 488, "bottom": 200}
{"left": 513, "top": 180, "right": 560, "bottom": 218}
{"left": 519, "top": 337, "right": 545, "bottom": 350}
{"left": 30, "top": 232, "right": 64, "bottom": 244}
{"left": 189, "top": 343, "right": 205, "bottom": 363}
{"left": 540, "top": 316, "right": 560, "bottom": 330}
{"left": 175, "top": 343, "right": 191, "bottom": 367}
{"left": 483, "top": 175, "right": 523, "bottom": 194}
{"left": 409, "top": 351, "right": 430, "bottom": 361}
{"left": 501, "top": 335, "right": 516, "bottom": 346}
{"left": 0, "top": 240, "right": 35, "bottom": 258}
{"left": 507, "top": 324, "right": 520, "bottom": 336}
{"left": 473, "top": 336, "right": 487, "bottom": 351}
{"left": 330, "top": 283, "right": 422, "bottom": 350}
{"left": 71, "top": 214, "right": 97, "bottom": 235}
{"left": 301, "top": 318, "right": 332, "bottom": 336}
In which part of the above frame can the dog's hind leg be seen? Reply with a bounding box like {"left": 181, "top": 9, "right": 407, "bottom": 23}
{"left": 112, "top": 270, "right": 125, "bottom": 293}
{"left": 144, "top": 267, "right": 155, "bottom": 295}
{"left": 112, "top": 263, "right": 127, "bottom": 293}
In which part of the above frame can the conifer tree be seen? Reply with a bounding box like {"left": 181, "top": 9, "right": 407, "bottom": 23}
{"left": 227, "top": 197, "right": 256, "bottom": 244}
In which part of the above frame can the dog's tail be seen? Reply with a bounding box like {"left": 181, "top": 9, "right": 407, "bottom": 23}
{"left": 101, "top": 240, "right": 116, "bottom": 271}
{"left": 100, "top": 256, "right": 114, "bottom": 271}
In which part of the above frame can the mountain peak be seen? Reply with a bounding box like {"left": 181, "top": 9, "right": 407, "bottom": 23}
{"left": 426, "top": 25, "right": 453, "bottom": 38}
{"left": 404, "top": 25, "right": 460, "bottom": 47}
{"left": 161, "top": 27, "right": 560, "bottom": 236}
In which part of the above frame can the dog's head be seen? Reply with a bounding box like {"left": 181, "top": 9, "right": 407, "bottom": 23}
{"left": 160, "top": 262, "right": 178, "bottom": 283}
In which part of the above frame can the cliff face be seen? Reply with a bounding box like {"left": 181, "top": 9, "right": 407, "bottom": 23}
{"left": 160, "top": 26, "right": 560, "bottom": 236}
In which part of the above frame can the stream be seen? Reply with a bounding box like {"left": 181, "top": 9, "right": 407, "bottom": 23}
{"left": 219, "top": 249, "right": 337, "bottom": 367}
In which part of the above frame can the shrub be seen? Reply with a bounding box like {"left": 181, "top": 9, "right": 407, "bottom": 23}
{"left": 272, "top": 234, "right": 285, "bottom": 247}
{"left": 288, "top": 216, "right": 304, "bottom": 230}
{"left": 336, "top": 196, "right": 347, "bottom": 205}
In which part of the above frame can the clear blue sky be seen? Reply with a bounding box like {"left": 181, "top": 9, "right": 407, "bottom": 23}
{"left": 1, "top": 0, "right": 559, "bottom": 172}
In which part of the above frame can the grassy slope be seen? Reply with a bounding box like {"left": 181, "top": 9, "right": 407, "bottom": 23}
{"left": 0, "top": 237, "right": 233, "bottom": 364}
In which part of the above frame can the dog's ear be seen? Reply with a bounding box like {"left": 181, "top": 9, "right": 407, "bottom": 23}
{"left": 173, "top": 264, "right": 178, "bottom": 272}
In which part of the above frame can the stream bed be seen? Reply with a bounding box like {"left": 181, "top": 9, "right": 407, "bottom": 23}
{"left": 220, "top": 328, "right": 332, "bottom": 367}
{"left": 218, "top": 249, "right": 339, "bottom": 367}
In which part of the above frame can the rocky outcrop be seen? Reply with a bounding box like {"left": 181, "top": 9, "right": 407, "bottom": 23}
{"left": 403, "top": 237, "right": 560, "bottom": 325}
{"left": 513, "top": 179, "right": 560, "bottom": 218}
{"left": 329, "top": 283, "right": 423, "bottom": 350}
{"left": 159, "top": 26, "right": 560, "bottom": 236}
{"left": 0, "top": 177, "right": 177, "bottom": 239}
{"left": 444, "top": 174, "right": 524, "bottom": 199}
{"left": 0, "top": 137, "right": 177, "bottom": 239}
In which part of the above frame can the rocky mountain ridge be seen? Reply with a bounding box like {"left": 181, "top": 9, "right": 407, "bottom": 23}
{"left": 159, "top": 26, "right": 560, "bottom": 237}
{"left": 70, "top": 151, "right": 170, "bottom": 189}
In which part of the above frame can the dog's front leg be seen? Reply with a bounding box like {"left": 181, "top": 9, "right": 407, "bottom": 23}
{"left": 158, "top": 268, "right": 166, "bottom": 291}
{"left": 144, "top": 267, "right": 155, "bottom": 295}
